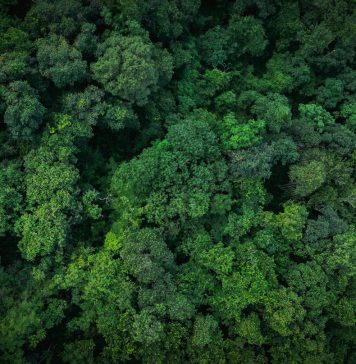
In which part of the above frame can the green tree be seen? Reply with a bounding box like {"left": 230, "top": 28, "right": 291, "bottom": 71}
{"left": 251, "top": 93, "right": 292, "bottom": 133}
{"left": 199, "top": 26, "right": 228, "bottom": 68}
{"left": 219, "top": 113, "right": 265, "bottom": 151}
{"left": 17, "top": 113, "right": 91, "bottom": 262}
{"left": 226, "top": 15, "right": 267, "bottom": 59}
{"left": 298, "top": 103, "right": 334, "bottom": 133}
{"left": 36, "top": 34, "right": 87, "bottom": 88}
{"left": 0, "top": 160, "right": 23, "bottom": 236}
{"left": 91, "top": 31, "right": 173, "bottom": 106}
{"left": 29, "top": 0, "right": 100, "bottom": 38}
{"left": 3, "top": 81, "right": 45, "bottom": 139}
{"left": 103, "top": 0, "right": 200, "bottom": 40}
{"left": 111, "top": 113, "right": 231, "bottom": 235}
{"left": 289, "top": 160, "right": 327, "bottom": 197}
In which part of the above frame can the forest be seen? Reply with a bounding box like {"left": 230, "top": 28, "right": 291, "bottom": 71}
{"left": 0, "top": 0, "right": 355, "bottom": 363}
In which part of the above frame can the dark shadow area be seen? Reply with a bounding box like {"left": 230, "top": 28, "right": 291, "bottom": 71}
{"left": 265, "top": 164, "right": 291, "bottom": 212}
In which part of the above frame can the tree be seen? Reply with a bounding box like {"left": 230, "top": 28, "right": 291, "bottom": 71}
{"left": 103, "top": 0, "right": 200, "bottom": 40}
{"left": 36, "top": 34, "right": 87, "bottom": 88}
{"left": 322, "top": 123, "right": 356, "bottom": 157}
{"left": 340, "top": 101, "right": 356, "bottom": 132}
{"left": 61, "top": 85, "right": 104, "bottom": 127}
{"left": 74, "top": 23, "right": 98, "bottom": 58}
{"left": 0, "top": 26, "right": 32, "bottom": 54}
{"left": 230, "top": 143, "right": 275, "bottom": 179}
{"left": 91, "top": 31, "right": 173, "bottom": 106}
{"left": 226, "top": 15, "right": 267, "bottom": 60}
{"left": 218, "top": 113, "right": 265, "bottom": 151}
{"left": 298, "top": 103, "right": 334, "bottom": 133}
{"left": 29, "top": 0, "right": 100, "bottom": 38}
{"left": 251, "top": 93, "right": 292, "bottom": 133}
{"left": 210, "top": 241, "right": 277, "bottom": 324}
{"left": 120, "top": 228, "right": 175, "bottom": 284}
{"left": 0, "top": 51, "right": 29, "bottom": 83}
{"left": 61, "top": 248, "right": 135, "bottom": 362}
{"left": 3, "top": 81, "right": 45, "bottom": 139}
{"left": 251, "top": 53, "right": 311, "bottom": 94}
{"left": 0, "top": 22, "right": 32, "bottom": 83}
{"left": 17, "top": 113, "right": 89, "bottom": 262}
{"left": 274, "top": 201, "right": 308, "bottom": 243}
{"left": 0, "top": 160, "right": 23, "bottom": 236}
{"left": 289, "top": 160, "right": 327, "bottom": 197}
{"left": 0, "top": 266, "right": 67, "bottom": 362}
{"left": 111, "top": 113, "right": 231, "bottom": 235}
{"left": 316, "top": 78, "right": 344, "bottom": 109}
{"left": 199, "top": 26, "right": 228, "bottom": 68}
{"left": 304, "top": 207, "right": 348, "bottom": 245}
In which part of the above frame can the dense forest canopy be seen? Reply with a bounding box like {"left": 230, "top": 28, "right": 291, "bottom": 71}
{"left": 0, "top": 0, "right": 355, "bottom": 363}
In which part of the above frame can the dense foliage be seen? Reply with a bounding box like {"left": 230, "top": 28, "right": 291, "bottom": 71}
{"left": 0, "top": 0, "right": 355, "bottom": 363}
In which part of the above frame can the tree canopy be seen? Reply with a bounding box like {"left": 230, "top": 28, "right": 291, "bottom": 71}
{"left": 0, "top": 0, "right": 355, "bottom": 363}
